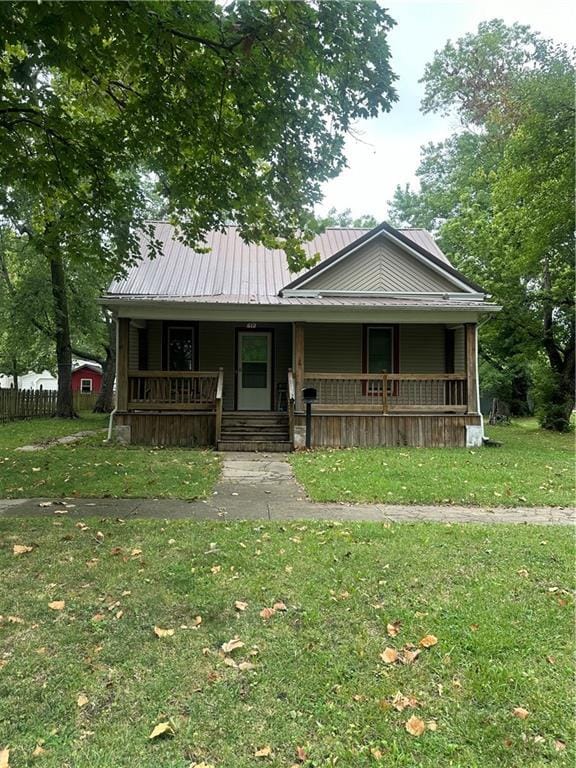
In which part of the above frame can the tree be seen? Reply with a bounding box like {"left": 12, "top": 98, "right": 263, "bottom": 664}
{"left": 389, "top": 21, "right": 575, "bottom": 429}
{"left": 0, "top": 226, "right": 118, "bottom": 411}
{"left": 0, "top": 0, "right": 397, "bottom": 416}
{"left": 320, "top": 207, "right": 379, "bottom": 228}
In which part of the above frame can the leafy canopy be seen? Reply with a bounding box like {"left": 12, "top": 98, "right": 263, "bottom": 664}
{"left": 0, "top": 0, "right": 397, "bottom": 270}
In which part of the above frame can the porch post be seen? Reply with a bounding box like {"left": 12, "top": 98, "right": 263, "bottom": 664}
{"left": 117, "top": 317, "right": 130, "bottom": 411}
{"left": 294, "top": 322, "right": 305, "bottom": 412}
{"left": 465, "top": 322, "right": 479, "bottom": 414}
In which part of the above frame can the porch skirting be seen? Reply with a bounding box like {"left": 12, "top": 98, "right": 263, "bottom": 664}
{"left": 115, "top": 411, "right": 215, "bottom": 447}
{"left": 294, "top": 412, "right": 482, "bottom": 449}
{"left": 114, "top": 411, "right": 481, "bottom": 449}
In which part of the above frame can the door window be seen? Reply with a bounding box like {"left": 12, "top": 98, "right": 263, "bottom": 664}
{"left": 366, "top": 327, "right": 394, "bottom": 373}
{"left": 241, "top": 335, "right": 268, "bottom": 388}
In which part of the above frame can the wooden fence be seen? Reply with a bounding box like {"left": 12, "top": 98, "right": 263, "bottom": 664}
{"left": 0, "top": 389, "right": 102, "bottom": 424}
{"left": 0, "top": 388, "right": 58, "bottom": 423}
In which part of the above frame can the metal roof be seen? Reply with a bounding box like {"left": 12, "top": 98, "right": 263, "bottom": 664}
{"left": 107, "top": 222, "right": 453, "bottom": 300}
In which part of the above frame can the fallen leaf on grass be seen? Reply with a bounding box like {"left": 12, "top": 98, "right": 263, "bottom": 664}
{"left": 238, "top": 661, "right": 256, "bottom": 671}
{"left": 260, "top": 607, "right": 276, "bottom": 620}
{"left": 405, "top": 716, "right": 426, "bottom": 737}
{"left": 426, "top": 720, "right": 438, "bottom": 732}
{"left": 295, "top": 745, "right": 307, "bottom": 761}
{"left": 148, "top": 722, "right": 174, "bottom": 740}
{"left": 210, "top": 565, "right": 221, "bottom": 574}
{"left": 234, "top": 601, "right": 248, "bottom": 612}
{"left": 402, "top": 649, "right": 421, "bottom": 664}
{"left": 386, "top": 620, "right": 401, "bottom": 637}
{"left": 273, "top": 601, "right": 288, "bottom": 612}
{"left": 190, "top": 763, "right": 215, "bottom": 768}
{"left": 77, "top": 693, "right": 89, "bottom": 708}
{"left": 131, "top": 548, "right": 142, "bottom": 557}
{"left": 554, "top": 740, "right": 566, "bottom": 751}
{"left": 154, "top": 626, "right": 175, "bottom": 638}
{"left": 512, "top": 707, "right": 529, "bottom": 720}
{"left": 391, "top": 691, "right": 419, "bottom": 711}
{"left": 419, "top": 634, "right": 438, "bottom": 648}
{"left": 370, "top": 747, "right": 384, "bottom": 760}
{"left": 0, "top": 749, "right": 8, "bottom": 768}
{"left": 48, "top": 601, "right": 65, "bottom": 611}
{"left": 13, "top": 544, "right": 33, "bottom": 555}
{"left": 221, "top": 637, "right": 244, "bottom": 654}
{"left": 517, "top": 568, "right": 529, "bottom": 577}
{"left": 32, "top": 745, "right": 46, "bottom": 757}
{"left": 254, "top": 745, "right": 272, "bottom": 758}
{"left": 380, "top": 647, "right": 399, "bottom": 664}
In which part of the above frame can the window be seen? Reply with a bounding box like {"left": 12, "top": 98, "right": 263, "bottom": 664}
{"left": 167, "top": 326, "right": 196, "bottom": 371}
{"left": 366, "top": 327, "right": 394, "bottom": 373}
{"left": 80, "top": 378, "right": 92, "bottom": 393}
{"left": 364, "top": 326, "right": 396, "bottom": 395}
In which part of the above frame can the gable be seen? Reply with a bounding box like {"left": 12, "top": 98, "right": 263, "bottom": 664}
{"left": 302, "top": 238, "right": 463, "bottom": 294}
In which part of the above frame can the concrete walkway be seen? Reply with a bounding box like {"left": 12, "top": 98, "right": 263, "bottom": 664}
{"left": 0, "top": 452, "right": 573, "bottom": 526}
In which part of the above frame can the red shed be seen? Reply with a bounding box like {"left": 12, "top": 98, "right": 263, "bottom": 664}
{"left": 71, "top": 363, "right": 102, "bottom": 394}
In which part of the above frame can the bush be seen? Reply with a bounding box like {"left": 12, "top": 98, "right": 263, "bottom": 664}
{"left": 534, "top": 366, "right": 574, "bottom": 433}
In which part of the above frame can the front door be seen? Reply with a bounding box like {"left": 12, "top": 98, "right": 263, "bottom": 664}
{"left": 237, "top": 331, "right": 272, "bottom": 410}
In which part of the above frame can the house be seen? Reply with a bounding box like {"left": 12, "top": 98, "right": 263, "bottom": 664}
{"left": 71, "top": 362, "right": 103, "bottom": 394}
{"left": 0, "top": 369, "right": 58, "bottom": 390}
{"left": 102, "top": 221, "right": 500, "bottom": 450}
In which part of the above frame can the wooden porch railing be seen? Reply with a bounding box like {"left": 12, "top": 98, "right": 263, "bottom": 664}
{"left": 215, "top": 368, "right": 224, "bottom": 442}
{"left": 287, "top": 368, "right": 296, "bottom": 444}
{"left": 302, "top": 373, "right": 467, "bottom": 413}
{"left": 127, "top": 370, "right": 219, "bottom": 410}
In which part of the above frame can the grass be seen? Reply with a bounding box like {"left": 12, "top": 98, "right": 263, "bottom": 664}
{"left": 0, "top": 415, "right": 220, "bottom": 500}
{"left": 0, "top": 412, "right": 107, "bottom": 452}
{"left": 0, "top": 517, "right": 573, "bottom": 767}
{"left": 291, "top": 420, "right": 575, "bottom": 507}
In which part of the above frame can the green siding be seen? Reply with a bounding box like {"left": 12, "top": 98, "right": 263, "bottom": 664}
{"left": 304, "top": 240, "right": 460, "bottom": 294}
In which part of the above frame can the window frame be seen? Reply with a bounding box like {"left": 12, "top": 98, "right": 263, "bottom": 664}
{"left": 162, "top": 321, "right": 199, "bottom": 371}
{"left": 80, "top": 377, "right": 93, "bottom": 393}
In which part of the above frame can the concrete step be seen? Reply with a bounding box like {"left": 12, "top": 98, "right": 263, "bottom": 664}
{"left": 217, "top": 440, "right": 293, "bottom": 453}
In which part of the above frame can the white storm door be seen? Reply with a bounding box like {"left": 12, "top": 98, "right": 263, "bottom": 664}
{"left": 237, "top": 332, "right": 272, "bottom": 410}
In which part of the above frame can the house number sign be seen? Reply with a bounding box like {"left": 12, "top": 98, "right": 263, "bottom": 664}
{"left": 246, "top": 323, "right": 257, "bottom": 328}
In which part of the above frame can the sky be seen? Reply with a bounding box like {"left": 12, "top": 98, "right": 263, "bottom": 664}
{"left": 319, "top": 0, "right": 575, "bottom": 220}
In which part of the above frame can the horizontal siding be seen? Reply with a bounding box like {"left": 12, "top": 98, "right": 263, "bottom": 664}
{"left": 147, "top": 320, "right": 162, "bottom": 370}
{"left": 305, "top": 240, "right": 458, "bottom": 293}
{"left": 128, "top": 324, "right": 139, "bottom": 370}
{"left": 304, "top": 324, "right": 362, "bottom": 372}
{"left": 399, "top": 325, "right": 445, "bottom": 373}
{"left": 454, "top": 326, "right": 465, "bottom": 372}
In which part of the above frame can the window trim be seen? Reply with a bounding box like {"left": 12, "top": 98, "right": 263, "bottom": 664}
{"left": 80, "top": 378, "right": 93, "bottom": 393}
{"left": 161, "top": 321, "right": 199, "bottom": 371}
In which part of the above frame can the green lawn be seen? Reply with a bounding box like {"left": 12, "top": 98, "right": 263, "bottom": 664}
{"left": 0, "top": 415, "right": 220, "bottom": 500}
{"left": 0, "top": 412, "right": 107, "bottom": 451}
{"left": 291, "top": 420, "right": 575, "bottom": 507}
{"left": 0, "top": 518, "right": 573, "bottom": 767}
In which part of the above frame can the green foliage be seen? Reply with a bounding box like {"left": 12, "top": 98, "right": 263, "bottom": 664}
{"left": 320, "top": 207, "right": 379, "bottom": 229}
{"left": 533, "top": 363, "right": 575, "bottom": 433}
{"left": 389, "top": 20, "right": 575, "bottom": 427}
{"left": 0, "top": 0, "right": 397, "bottom": 270}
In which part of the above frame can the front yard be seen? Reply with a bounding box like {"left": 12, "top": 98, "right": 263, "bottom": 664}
{"left": 0, "top": 415, "right": 219, "bottom": 500}
{"left": 0, "top": 517, "right": 573, "bottom": 767}
{"left": 291, "top": 420, "right": 574, "bottom": 507}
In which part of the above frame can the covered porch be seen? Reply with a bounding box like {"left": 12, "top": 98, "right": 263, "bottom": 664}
{"left": 113, "top": 316, "right": 481, "bottom": 449}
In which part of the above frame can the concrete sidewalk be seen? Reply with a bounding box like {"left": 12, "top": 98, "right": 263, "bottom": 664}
{"left": 0, "top": 452, "right": 573, "bottom": 526}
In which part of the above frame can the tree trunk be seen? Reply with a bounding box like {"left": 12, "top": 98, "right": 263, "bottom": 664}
{"left": 11, "top": 358, "right": 18, "bottom": 390}
{"left": 49, "top": 250, "right": 77, "bottom": 418}
{"left": 93, "top": 318, "right": 116, "bottom": 413}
